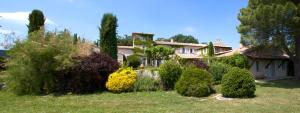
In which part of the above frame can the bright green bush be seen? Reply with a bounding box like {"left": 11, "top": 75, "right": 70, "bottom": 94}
{"left": 175, "top": 67, "right": 213, "bottom": 97}
{"left": 158, "top": 60, "right": 182, "bottom": 90}
{"left": 208, "top": 62, "right": 231, "bottom": 84}
{"left": 106, "top": 67, "right": 137, "bottom": 93}
{"left": 219, "top": 54, "right": 250, "bottom": 69}
{"left": 221, "top": 67, "right": 256, "bottom": 98}
{"left": 6, "top": 30, "right": 78, "bottom": 95}
{"left": 133, "top": 76, "right": 160, "bottom": 92}
{"left": 127, "top": 54, "right": 141, "bottom": 68}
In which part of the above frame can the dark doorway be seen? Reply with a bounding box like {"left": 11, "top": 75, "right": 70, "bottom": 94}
{"left": 288, "top": 61, "right": 294, "bottom": 76}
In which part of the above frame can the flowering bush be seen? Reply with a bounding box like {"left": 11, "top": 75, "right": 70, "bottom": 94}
{"left": 106, "top": 67, "right": 137, "bottom": 93}
{"left": 192, "top": 60, "right": 209, "bottom": 70}
{"left": 179, "top": 59, "right": 209, "bottom": 70}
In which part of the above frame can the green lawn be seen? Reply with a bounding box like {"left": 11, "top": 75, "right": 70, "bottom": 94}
{"left": 0, "top": 80, "right": 300, "bottom": 113}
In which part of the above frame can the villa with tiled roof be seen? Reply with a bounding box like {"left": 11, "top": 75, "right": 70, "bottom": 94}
{"left": 117, "top": 32, "right": 233, "bottom": 65}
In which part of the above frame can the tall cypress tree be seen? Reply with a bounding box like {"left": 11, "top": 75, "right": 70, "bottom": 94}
{"left": 73, "top": 33, "right": 78, "bottom": 44}
{"left": 99, "top": 13, "right": 118, "bottom": 60}
{"left": 208, "top": 41, "right": 214, "bottom": 57}
{"left": 27, "top": 9, "right": 45, "bottom": 33}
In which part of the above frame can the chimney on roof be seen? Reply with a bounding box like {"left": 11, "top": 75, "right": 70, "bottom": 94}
{"left": 170, "top": 39, "right": 174, "bottom": 43}
{"left": 214, "top": 39, "right": 225, "bottom": 46}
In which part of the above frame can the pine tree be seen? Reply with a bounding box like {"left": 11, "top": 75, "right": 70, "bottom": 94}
{"left": 27, "top": 9, "right": 45, "bottom": 33}
{"left": 99, "top": 13, "right": 118, "bottom": 60}
{"left": 238, "top": 0, "right": 300, "bottom": 78}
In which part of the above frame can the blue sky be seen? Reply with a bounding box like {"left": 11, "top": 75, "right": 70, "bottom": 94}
{"left": 0, "top": 0, "right": 248, "bottom": 49}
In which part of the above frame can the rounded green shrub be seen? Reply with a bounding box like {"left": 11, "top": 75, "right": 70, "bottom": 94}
{"left": 127, "top": 54, "right": 141, "bottom": 68}
{"left": 175, "top": 67, "right": 213, "bottom": 97}
{"left": 221, "top": 67, "right": 256, "bottom": 98}
{"left": 158, "top": 60, "right": 182, "bottom": 90}
{"left": 208, "top": 62, "right": 231, "bottom": 84}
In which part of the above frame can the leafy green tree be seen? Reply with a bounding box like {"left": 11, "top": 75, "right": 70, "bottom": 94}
{"left": 145, "top": 46, "right": 174, "bottom": 63}
{"left": 208, "top": 41, "right": 214, "bottom": 57}
{"left": 156, "top": 38, "right": 170, "bottom": 42}
{"left": 27, "top": 9, "right": 45, "bottom": 33}
{"left": 99, "top": 13, "right": 118, "bottom": 60}
{"left": 237, "top": 0, "right": 300, "bottom": 78}
{"left": 170, "top": 34, "right": 199, "bottom": 43}
{"left": 117, "top": 35, "right": 132, "bottom": 46}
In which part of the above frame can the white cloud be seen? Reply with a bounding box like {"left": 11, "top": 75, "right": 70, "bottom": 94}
{"left": 0, "top": 11, "right": 55, "bottom": 25}
{"left": 0, "top": 29, "right": 13, "bottom": 35}
{"left": 184, "top": 26, "right": 196, "bottom": 33}
{"left": 67, "top": 0, "right": 74, "bottom": 3}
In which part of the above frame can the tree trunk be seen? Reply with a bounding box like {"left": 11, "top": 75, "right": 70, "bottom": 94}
{"left": 295, "top": 36, "right": 300, "bottom": 79}
{"left": 295, "top": 61, "right": 300, "bottom": 79}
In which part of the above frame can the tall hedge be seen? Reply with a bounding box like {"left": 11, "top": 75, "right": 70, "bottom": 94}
{"left": 99, "top": 13, "right": 118, "bottom": 60}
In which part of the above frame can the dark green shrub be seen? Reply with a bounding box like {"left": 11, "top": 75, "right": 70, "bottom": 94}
{"left": 0, "top": 57, "right": 6, "bottom": 71}
{"left": 221, "top": 67, "right": 256, "bottom": 98}
{"left": 175, "top": 67, "right": 213, "bottom": 97}
{"left": 57, "top": 52, "right": 119, "bottom": 94}
{"left": 208, "top": 62, "right": 231, "bottom": 84}
{"left": 158, "top": 60, "right": 182, "bottom": 90}
{"left": 127, "top": 54, "right": 141, "bottom": 68}
{"left": 133, "top": 76, "right": 161, "bottom": 92}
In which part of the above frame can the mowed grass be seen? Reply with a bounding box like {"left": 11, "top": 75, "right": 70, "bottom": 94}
{"left": 0, "top": 80, "right": 300, "bottom": 113}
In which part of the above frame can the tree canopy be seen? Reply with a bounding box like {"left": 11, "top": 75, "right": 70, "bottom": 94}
{"left": 99, "top": 13, "right": 118, "bottom": 60}
{"left": 237, "top": 0, "right": 300, "bottom": 77}
{"left": 117, "top": 35, "right": 132, "bottom": 46}
{"left": 145, "top": 46, "right": 174, "bottom": 60}
{"left": 170, "top": 34, "right": 199, "bottom": 44}
{"left": 27, "top": 9, "right": 45, "bottom": 33}
{"left": 156, "top": 38, "right": 170, "bottom": 42}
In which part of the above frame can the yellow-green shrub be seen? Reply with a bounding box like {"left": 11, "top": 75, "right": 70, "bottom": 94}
{"left": 106, "top": 67, "right": 137, "bottom": 93}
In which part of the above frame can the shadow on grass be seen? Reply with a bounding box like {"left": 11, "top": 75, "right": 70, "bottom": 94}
{"left": 52, "top": 90, "right": 105, "bottom": 97}
{"left": 256, "top": 79, "right": 300, "bottom": 89}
